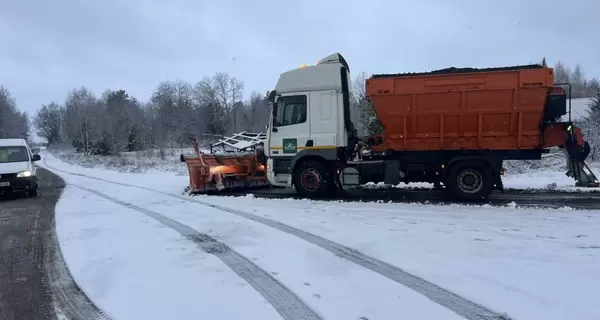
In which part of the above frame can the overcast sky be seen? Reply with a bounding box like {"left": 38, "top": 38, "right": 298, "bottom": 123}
{"left": 1, "top": 0, "right": 598, "bottom": 117}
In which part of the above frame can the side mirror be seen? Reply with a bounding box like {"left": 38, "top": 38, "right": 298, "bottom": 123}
{"left": 271, "top": 102, "right": 278, "bottom": 132}
{"left": 32, "top": 154, "right": 41, "bottom": 162}
{"left": 268, "top": 90, "right": 277, "bottom": 103}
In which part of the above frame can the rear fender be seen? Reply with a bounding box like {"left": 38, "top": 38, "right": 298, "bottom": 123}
{"left": 543, "top": 122, "right": 590, "bottom": 161}
{"left": 445, "top": 156, "right": 499, "bottom": 173}
{"left": 542, "top": 122, "right": 585, "bottom": 148}
{"left": 289, "top": 149, "right": 341, "bottom": 184}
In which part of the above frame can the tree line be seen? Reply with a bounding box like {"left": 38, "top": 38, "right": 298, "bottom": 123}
{"left": 34, "top": 72, "right": 274, "bottom": 155}
{"left": 26, "top": 60, "right": 600, "bottom": 157}
{"left": 553, "top": 62, "right": 600, "bottom": 98}
{"left": 580, "top": 91, "right": 600, "bottom": 160}
{"left": 0, "top": 86, "right": 30, "bottom": 140}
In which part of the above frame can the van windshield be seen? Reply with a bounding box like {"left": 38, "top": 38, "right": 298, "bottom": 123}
{"left": 0, "top": 146, "right": 30, "bottom": 163}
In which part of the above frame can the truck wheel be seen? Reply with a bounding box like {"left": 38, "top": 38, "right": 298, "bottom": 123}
{"left": 446, "top": 162, "right": 492, "bottom": 201}
{"left": 293, "top": 160, "right": 333, "bottom": 198}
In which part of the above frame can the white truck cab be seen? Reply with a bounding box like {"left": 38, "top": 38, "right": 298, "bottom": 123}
{"left": 265, "top": 53, "right": 358, "bottom": 196}
{"left": 0, "top": 138, "right": 41, "bottom": 197}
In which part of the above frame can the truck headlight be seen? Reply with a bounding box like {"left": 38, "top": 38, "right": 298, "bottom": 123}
{"left": 17, "top": 170, "right": 33, "bottom": 178}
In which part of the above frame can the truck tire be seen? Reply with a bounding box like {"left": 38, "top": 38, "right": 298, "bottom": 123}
{"left": 293, "top": 160, "right": 333, "bottom": 198}
{"left": 446, "top": 162, "right": 493, "bottom": 201}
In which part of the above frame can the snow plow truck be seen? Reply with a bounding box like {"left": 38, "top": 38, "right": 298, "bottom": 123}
{"left": 181, "top": 53, "right": 598, "bottom": 201}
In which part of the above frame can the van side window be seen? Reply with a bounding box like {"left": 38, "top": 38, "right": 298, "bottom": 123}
{"left": 275, "top": 95, "right": 307, "bottom": 127}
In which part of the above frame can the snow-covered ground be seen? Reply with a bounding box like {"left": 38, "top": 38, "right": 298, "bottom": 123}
{"left": 370, "top": 165, "right": 600, "bottom": 192}
{"left": 566, "top": 97, "right": 594, "bottom": 122}
{"left": 40, "top": 151, "right": 600, "bottom": 320}
{"left": 49, "top": 148, "right": 194, "bottom": 175}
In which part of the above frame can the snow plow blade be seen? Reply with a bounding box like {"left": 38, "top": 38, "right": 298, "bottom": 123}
{"left": 180, "top": 132, "right": 270, "bottom": 195}
{"left": 181, "top": 153, "right": 269, "bottom": 194}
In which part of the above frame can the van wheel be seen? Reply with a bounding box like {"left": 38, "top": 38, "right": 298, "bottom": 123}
{"left": 446, "top": 162, "right": 492, "bottom": 201}
{"left": 293, "top": 160, "right": 333, "bottom": 198}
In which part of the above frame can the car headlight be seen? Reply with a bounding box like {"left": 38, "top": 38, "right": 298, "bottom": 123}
{"left": 17, "top": 170, "right": 33, "bottom": 178}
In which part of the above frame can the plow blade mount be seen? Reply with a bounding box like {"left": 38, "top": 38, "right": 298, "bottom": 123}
{"left": 182, "top": 153, "right": 269, "bottom": 194}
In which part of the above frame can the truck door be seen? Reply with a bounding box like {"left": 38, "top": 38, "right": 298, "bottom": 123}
{"left": 309, "top": 90, "right": 339, "bottom": 149}
{"left": 269, "top": 94, "right": 310, "bottom": 158}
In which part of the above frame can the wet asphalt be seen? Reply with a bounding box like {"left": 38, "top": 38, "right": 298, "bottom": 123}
{"left": 0, "top": 168, "right": 105, "bottom": 320}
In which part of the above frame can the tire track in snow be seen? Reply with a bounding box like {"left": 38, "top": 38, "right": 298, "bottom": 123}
{"left": 44, "top": 160, "right": 508, "bottom": 320}
{"left": 67, "top": 183, "right": 323, "bottom": 320}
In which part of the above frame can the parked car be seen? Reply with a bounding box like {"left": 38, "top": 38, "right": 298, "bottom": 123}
{"left": 0, "top": 139, "right": 41, "bottom": 197}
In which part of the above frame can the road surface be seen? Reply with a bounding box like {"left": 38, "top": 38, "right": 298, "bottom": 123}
{"left": 0, "top": 168, "right": 105, "bottom": 320}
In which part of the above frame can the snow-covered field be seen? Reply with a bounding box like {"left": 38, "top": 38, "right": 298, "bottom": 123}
{"left": 567, "top": 97, "right": 594, "bottom": 121}
{"left": 49, "top": 148, "right": 193, "bottom": 175}
{"left": 40, "top": 151, "right": 600, "bottom": 320}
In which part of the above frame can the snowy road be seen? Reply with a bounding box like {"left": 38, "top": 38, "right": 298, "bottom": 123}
{"left": 41, "top": 152, "right": 600, "bottom": 320}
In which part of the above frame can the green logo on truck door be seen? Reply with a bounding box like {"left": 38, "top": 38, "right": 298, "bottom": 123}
{"left": 283, "top": 138, "right": 297, "bottom": 154}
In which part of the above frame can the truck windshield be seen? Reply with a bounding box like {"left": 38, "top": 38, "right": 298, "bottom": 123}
{"left": 0, "top": 146, "right": 30, "bottom": 163}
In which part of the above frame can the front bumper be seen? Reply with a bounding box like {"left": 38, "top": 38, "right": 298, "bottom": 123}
{"left": 0, "top": 173, "right": 37, "bottom": 193}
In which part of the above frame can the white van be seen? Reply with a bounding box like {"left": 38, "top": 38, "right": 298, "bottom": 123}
{"left": 0, "top": 138, "right": 41, "bottom": 197}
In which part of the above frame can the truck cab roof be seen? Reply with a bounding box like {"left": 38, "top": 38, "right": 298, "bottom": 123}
{"left": 274, "top": 53, "right": 349, "bottom": 94}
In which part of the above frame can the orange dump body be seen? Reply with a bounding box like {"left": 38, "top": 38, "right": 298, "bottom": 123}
{"left": 365, "top": 66, "right": 558, "bottom": 152}
{"left": 184, "top": 152, "right": 268, "bottom": 194}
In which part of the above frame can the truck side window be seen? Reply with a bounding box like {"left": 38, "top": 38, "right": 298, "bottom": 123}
{"left": 275, "top": 95, "right": 307, "bottom": 127}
